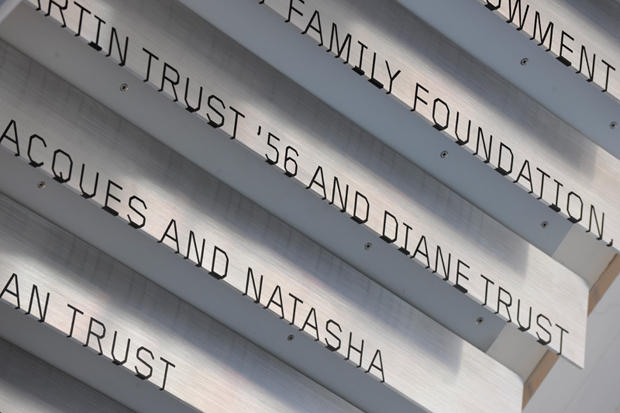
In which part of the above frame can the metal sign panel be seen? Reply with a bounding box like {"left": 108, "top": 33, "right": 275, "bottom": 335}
{"left": 480, "top": 0, "right": 620, "bottom": 104}
{"left": 19, "top": 0, "right": 590, "bottom": 366}
{"left": 0, "top": 195, "right": 358, "bottom": 413}
{"left": 13, "top": 0, "right": 589, "bottom": 367}
{"left": 247, "top": 0, "right": 620, "bottom": 254}
{"left": 0, "top": 42, "right": 522, "bottom": 412}
{"left": 0, "top": 339, "right": 135, "bottom": 413}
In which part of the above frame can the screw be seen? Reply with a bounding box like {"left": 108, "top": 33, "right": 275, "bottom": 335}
{"left": 364, "top": 243, "right": 372, "bottom": 250}
{"left": 287, "top": 334, "right": 294, "bottom": 341}
{"left": 37, "top": 181, "right": 46, "bottom": 189}
{"left": 520, "top": 58, "right": 528, "bottom": 66}
{"left": 611, "top": 122, "right": 617, "bottom": 129}
{"left": 541, "top": 221, "right": 549, "bottom": 229}
{"left": 120, "top": 83, "right": 129, "bottom": 92}
{"left": 476, "top": 317, "right": 484, "bottom": 325}
{"left": 440, "top": 150, "right": 449, "bottom": 158}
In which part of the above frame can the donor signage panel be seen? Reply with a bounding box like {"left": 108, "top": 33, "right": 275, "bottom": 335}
{"left": 0, "top": 42, "right": 522, "bottom": 412}
{"left": 0, "top": 194, "right": 358, "bottom": 413}
{"left": 481, "top": 0, "right": 620, "bottom": 104}
{"left": 14, "top": 0, "right": 589, "bottom": 367}
{"left": 254, "top": 0, "right": 620, "bottom": 254}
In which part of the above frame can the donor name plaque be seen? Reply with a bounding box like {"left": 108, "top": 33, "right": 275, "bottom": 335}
{"left": 0, "top": 42, "right": 522, "bottom": 412}
{"left": 11, "top": 0, "right": 589, "bottom": 367}
{"left": 253, "top": 0, "right": 620, "bottom": 253}
{"left": 481, "top": 0, "right": 620, "bottom": 103}
{"left": 0, "top": 193, "right": 359, "bottom": 413}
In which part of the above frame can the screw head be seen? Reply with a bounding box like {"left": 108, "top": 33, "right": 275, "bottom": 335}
{"left": 364, "top": 242, "right": 372, "bottom": 250}
{"left": 440, "top": 150, "right": 449, "bottom": 158}
{"left": 37, "top": 181, "right": 46, "bottom": 189}
{"left": 610, "top": 122, "right": 617, "bottom": 129}
{"left": 476, "top": 317, "right": 484, "bottom": 325}
{"left": 120, "top": 83, "right": 129, "bottom": 92}
{"left": 287, "top": 334, "right": 294, "bottom": 341}
{"left": 541, "top": 221, "right": 549, "bottom": 229}
{"left": 520, "top": 58, "right": 529, "bottom": 66}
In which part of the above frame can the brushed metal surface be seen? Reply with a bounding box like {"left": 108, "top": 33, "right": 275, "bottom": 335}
{"left": 0, "top": 194, "right": 358, "bottom": 413}
{"left": 389, "top": 0, "right": 620, "bottom": 165}
{"left": 0, "top": 0, "right": 513, "bottom": 355}
{"left": 481, "top": 0, "right": 620, "bottom": 104}
{"left": 0, "top": 148, "right": 421, "bottom": 413}
{"left": 0, "top": 45, "right": 523, "bottom": 413}
{"left": 247, "top": 0, "right": 620, "bottom": 253}
{"left": 0, "top": 338, "right": 136, "bottom": 413}
{"left": 19, "top": 0, "right": 588, "bottom": 366}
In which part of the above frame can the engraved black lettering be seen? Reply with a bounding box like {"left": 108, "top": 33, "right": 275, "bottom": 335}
{"left": 366, "top": 350, "right": 385, "bottom": 383}
{"left": 66, "top": 303, "right": 84, "bottom": 338}
{"left": 380, "top": 210, "right": 398, "bottom": 243}
{"left": 300, "top": 307, "right": 320, "bottom": 341}
{"left": 184, "top": 77, "right": 203, "bottom": 113}
{"left": 495, "top": 286, "right": 512, "bottom": 322}
{"left": 306, "top": 166, "right": 327, "bottom": 199}
{"left": 517, "top": 299, "right": 532, "bottom": 331}
{"left": 158, "top": 219, "right": 180, "bottom": 253}
{"left": 89, "top": 15, "right": 105, "bottom": 51}
{"left": 301, "top": 10, "right": 323, "bottom": 46}
{"left": 73, "top": 2, "right": 91, "bottom": 38}
{"left": 107, "top": 27, "right": 128, "bottom": 66}
{"left": 325, "top": 319, "right": 342, "bottom": 351}
{"left": 384, "top": 60, "right": 401, "bottom": 95}
{"left": 515, "top": 159, "right": 534, "bottom": 193}
{"left": 185, "top": 231, "right": 205, "bottom": 267}
{"left": 351, "top": 191, "right": 369, "bottom": 224}
{"left": 243, "top": 267, "right": 263, "bottom": 303}
{"left": 265, "top": 285, "right": 285, "bottom": 319}
{"left": 127, "top": 196, "right": 147, "bottom": 229}
{"left": 0, "top": 273, "right": 20, "bottom": 309}
{"left": 142, "top": 48, "right": 159, "bottom": 82}
{"left": 577, "top": 45, "right": 595, "bottom": 82}
{"left": 434, "top": 245, "right": 451, "bottom": 281}
{"left": 159, "top": 62, "right": 180, "bottom": 102}
{"left": 206, "top": 95, "right": 225, "bottom": 128}
{"left": 550, "top": 179, "right": 563, "bottom": 212}
{"left": 536, "top": 314, "right": 552, "bottom": 345}
{"left": 411, "top": 83, "right": 429, "bottom": 112}
{"left": 557, "top": 31, "right": 574, "bottom": 67}
{"left": 329, "top": 176, "right": 348, "bottom": 212}
{"left": 454, "top": 112, "right": 472, "bottom": 146}
{"left": 26, "top": 284, "right": 50, "bottom": 323}
{"left": 52, "top": 149, "right": 73, "bottom": 183}
{"left": 432, "top": 98, "right": 450, "bottom": 131}
{"left": 209, "top": 246, "right": 228, "bottom": 280}
{"left": 84, "top": 317, "right": 106, "bottom": 355}
{"left": 480, "top": 274, "right": 495, "bottom": 306}
{"left": 454, "top": 259, "right": 469, "bottom": 293}
{"left": 566, "top": 191, "right": 583, "bottom": 223}
{"left": 353, "top": 41, "right": 367, "bottom": 76}
{"left": 289, "top": 293, "right": 303, "bottom": 325}
{"left": 27, "top": 134, "right": 46, "bottom": 167}
{"left": 0, "top": 119, "right": 20, "bottom": 156}
{"left": 102, "top": 179, "right": 122, "bottom": 216}
{"left": 327, "top": 23, "right": 352, "bottom": 64}
{"left": 135, "top": 346, "right": 154, "bottom": 380}
{"left": 412, "top": 235, "right": 430, "bottom": 269}
{"left": 346, "top": 333, "right": 364, "bottom": 367}
{"left": 496, "top": 142, "right": 513, "bottom": 176}
{"left": 159, "top": 357, "right": 175, "bottom": 391}
{"left": 285, "top": 0, "right": 304, "bottom": 23}
{"left": 111, "top": 331, "right": 130, "bottom": 365}
{"left": 531, "top": 11, "right": 553, "bottom": 51}
{"left": 474, "top": 127, "right": 492, "bottom": 163}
